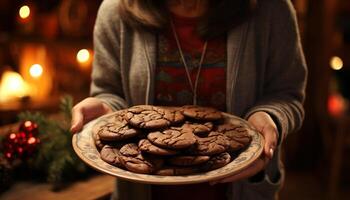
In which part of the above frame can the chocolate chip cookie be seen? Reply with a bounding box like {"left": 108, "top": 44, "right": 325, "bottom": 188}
{"left": 100, "top": 145, "right": 124, "bottom": 168}
{"left": 94, "top": 110, "right": 141, "bottom": 141}
{"left": 119, "top": 143, "right": 163, "bottom": 174}
{"left": 92, "top": 118, "right": 112, "bottom": 149}
{"left": 93, "top": 125, "right": 104, "bottom": 150}
{"left": 200, "top": 152, "right": 231, "bottom": 171}
{"left": 125, "top": 105, "right": 185, "bottom": 129}
{"left": 189, "top": 132, "right": 230, "bottom": 155}
{"left": 97, "top": 121, "right": 141, "bottom": 141}
{"left": 147, "top": 126, "right": 197, "bottom": 149}
{"left": 181, "top": 105, "right": 222, "bottom": 121}
{"left": 183, "top": 121, "right": 213, "bottom": 136}
{"left": 138, "top": 139, "right": 178, "bottom": 156}
{"left": 216, "top": 124, "right": 252, "bottom": 151}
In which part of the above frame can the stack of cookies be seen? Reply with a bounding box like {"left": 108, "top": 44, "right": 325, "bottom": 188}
{"left": 93, "top": 105, "right": 252, "bottom": 175}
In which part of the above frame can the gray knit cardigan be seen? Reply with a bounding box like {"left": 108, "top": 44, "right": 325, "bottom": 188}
{"left": 90, "top": 0, "right": 307, "bottom": 199}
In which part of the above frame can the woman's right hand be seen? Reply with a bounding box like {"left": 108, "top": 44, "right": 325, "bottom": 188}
{"left": 70, "top": 97, "right": 113, "bottom": 134}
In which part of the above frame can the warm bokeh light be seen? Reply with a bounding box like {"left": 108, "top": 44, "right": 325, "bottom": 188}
{"left": 19, "top": 5, "right": 30, "bottom": 19}
{"left": 20, "top": 45, "right": 53, "bottom": 101}
{"left": 0, "top": 71, "right": 30, "bottom": 102}
{"left": 6, "top": 152, "right": 12, "bottom": 159}
{"left": 24, "top": 121, "right": 33, "bottom": 128}
{"left": 77, "top": 49, "right": 90, "bottom": 64}
{"left": 328, "top": 93, "right": 346, "bottom": 117}
{"left": 27, "top": 137, "right": 37, "bottom": 145}
{"left": 9, "top": 133, "right": 16, "bottom": 140}
{"left": 330, "top": 56, "right": 343, "bottom": 71}
{"left": 29, "top": 64, "right": 43, "bottom": 78}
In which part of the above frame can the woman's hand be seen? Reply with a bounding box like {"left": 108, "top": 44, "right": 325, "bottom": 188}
{"left": 70, "top": 97, "right": 113, "bottom": 134}
{"left": 210, "top": 111, "right": 278, "bottom": 184}
{"left": 248, "top": 111, "right": 278, "bottom": 159}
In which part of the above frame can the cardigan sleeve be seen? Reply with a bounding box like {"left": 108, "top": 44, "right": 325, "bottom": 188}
{"left": 244, "top": 0, "right": 308, "bottom": 145}
{"left": 90, "top": 0, "right": 128, "bottom": 111}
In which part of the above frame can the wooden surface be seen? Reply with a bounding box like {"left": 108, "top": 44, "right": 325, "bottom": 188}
{"left": 0, "top": 175, "right": 115, "bottom": 200}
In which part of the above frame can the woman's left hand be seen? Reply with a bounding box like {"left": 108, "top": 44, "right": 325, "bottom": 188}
{"left": 210, "top": 111, "right": 278, "bottom": 184}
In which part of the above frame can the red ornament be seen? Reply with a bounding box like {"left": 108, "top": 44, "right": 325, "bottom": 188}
{"left": 19, "top": 121, "right": 39, "bottom": 137}
{"left": 1, "top": 121, "right": 40, "bottom": 162}
{"left": 4, "top": 151, "right": 13, "bottom": 160}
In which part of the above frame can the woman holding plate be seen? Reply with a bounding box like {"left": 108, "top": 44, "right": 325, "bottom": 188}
{"left": 71, "top": 0, "right": 307, "bottom": 199}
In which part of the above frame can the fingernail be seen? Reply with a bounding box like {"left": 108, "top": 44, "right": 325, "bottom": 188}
{"left": 269, "top": 148, "right": 274, "bottom": 158}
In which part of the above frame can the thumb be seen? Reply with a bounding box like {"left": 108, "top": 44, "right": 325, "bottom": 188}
{"left": 262, "top": 126, "right": 277, "bottom": 159}
{"left": 71, "top": 107, "right": 84, "bottom": 134}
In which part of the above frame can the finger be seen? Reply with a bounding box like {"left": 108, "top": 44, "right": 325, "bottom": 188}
{"left": 211, "top": 157, "right": 268, "bottom": 184}
{"left": 102, "top": 103, "right": 113, "bottom": 114}
{"left": 71, "top": 106, "right": 84, "bottom": 134}
{"left": 262, "top": 126, "right": 277, "bottom": 159}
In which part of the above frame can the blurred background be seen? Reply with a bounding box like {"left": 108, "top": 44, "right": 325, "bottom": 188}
{"left": 0, "top": 0, "right": 349, "bottom": 199}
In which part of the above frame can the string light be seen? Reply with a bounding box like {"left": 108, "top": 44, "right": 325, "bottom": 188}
{"left": 29, "top": 64, "right": 43, "bottom": 78}
{"left": 330, "top": 56, "right": 343, "bottom": 71}
{"left": 76, "top": 49, "right": 90, "bottom": 64}
{"left": 19, "top": 5, "right": 30, "bottom": 19}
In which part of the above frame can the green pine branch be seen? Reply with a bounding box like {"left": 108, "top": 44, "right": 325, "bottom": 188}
{"left": 17, "top": 95, "right": 90, "bottom": 188}
{"left": 59, "top": 95, "right": 73, "bottom": 128}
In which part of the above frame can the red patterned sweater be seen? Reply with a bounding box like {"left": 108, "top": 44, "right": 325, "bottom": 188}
{"left": 154, "top": 14, "right": 227, "bottom": 112}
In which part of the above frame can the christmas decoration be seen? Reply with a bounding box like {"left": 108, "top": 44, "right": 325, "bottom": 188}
{"left": 0, "top": 96, "right": 91, "bottom": 192}
{"left": 2, "top": 120, "right": 40, "bottom": 162}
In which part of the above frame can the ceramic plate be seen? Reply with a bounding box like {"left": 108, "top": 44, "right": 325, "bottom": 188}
{"left": 72, "top": 112, "right": 264, "bottom": 185}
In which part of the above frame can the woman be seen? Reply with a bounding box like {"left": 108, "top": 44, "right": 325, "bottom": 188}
{"left": 71, "top": 0, "right": 307, "bottom": 199}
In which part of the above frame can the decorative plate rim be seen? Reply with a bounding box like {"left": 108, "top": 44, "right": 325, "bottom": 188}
{"left": 72, "top": 112, "right": 264, "bottom": 185}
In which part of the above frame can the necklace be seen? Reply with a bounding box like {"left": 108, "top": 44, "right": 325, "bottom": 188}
{"left": 170, "top": 20, "right": 208, "bottom": 105}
